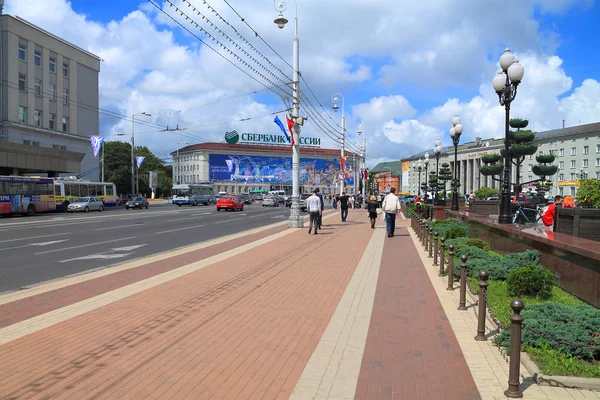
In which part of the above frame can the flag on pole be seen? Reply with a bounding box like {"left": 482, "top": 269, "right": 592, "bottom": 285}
{"left": 340, "top": 156, "right": 346, "bottom": 172}
{"left": 90, "top": 136, "right": 105, "bottom": 158}
{"left": 286, "top": 115, "right": 295, "bottom": 147}
{"left": 274, "top": 116, "right": 291, "bottom": 143}
{"left": 136, "top": 156, "right": 145, "bottom": 169}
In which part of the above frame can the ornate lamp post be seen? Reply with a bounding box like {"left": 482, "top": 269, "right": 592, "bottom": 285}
{"left": 423, "top": 153, "right": 430, "bottom": 199}
{"left": 434, "top": 139, "right": 442, "bottom": 205}
{"left": 493, "top": 48, "right": 525, "bottom": 224}
{"left": 450, "top": 115, "right": 464, "bottom": 210}
{"left": 413, "top": 160, "right": 423, "bottom": 196}
{"left": 274, "top": 0, "right": 303, "bottom": 228}
{"left": 357, "top": 122, "right": 366, "bottom": 198}
{"left": 332, "top": 93, "right": 345, "bottom": 195}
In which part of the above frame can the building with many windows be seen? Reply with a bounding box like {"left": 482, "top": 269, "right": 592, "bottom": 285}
{"left": 399, "top": 121, "right": 600, "bottom": 198}
{"left": 0, "top": 10, "right": 100, "bottom": 179}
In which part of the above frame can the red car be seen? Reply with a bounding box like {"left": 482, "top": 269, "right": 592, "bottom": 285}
{"left": 216, "top": 195, "right": 244, "bottom": 211}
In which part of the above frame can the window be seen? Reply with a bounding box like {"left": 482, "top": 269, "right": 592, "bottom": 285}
{"left": 571, "top": 147, "right": 576, "bottom": 156}
{"left": 559, "top": 161, "right": 564, "bottom": 169}
{"left": 18, "top": 43, "right": 26, "bottom": 61}
{"left": 559, "top": 173, "right": 564, "bottom": 181}
{"left": 60, "top": 145, "right": 67, "bottom": 151}
{"left": 528, "top": 155, "right": 533, "bottom": 160}
{"left": 62, "top": 62, "right": 69, "bottom": 78}
{"left": 571, "top": 187, "right": 576, "bottom": 196}
{"left": 18, "top": 74, "right": 26, "bottom": 91}
{"left": 50, "top": 84, "right": 56, "bottom": 100}
{"left": 32, "top": 141, "right": 39, "bottom": 146}
{"left": 18, "top": 106, "right": 27, "bottom": 124}
{"left": 34, "top": 79, "right": 42, "bottom": 97}
{"left": 52, "top": 144, "right": 59, "bottom": 149}
{"left": 49, "top": 113, "right": 56, "bottom": 130}
{"left": 34, "top": 50, "right": 41, "bottom": 67}
{"left": 597, "top": 172, "right": 600, "bottom": 180}
{"left": 527, "top": 165, "right": 531, "bottom": 171}
{"left": 49, "top": 57, "right": 56, "bottom": 73}
{"left": 62, "top": 116, "right": 69, "bottom": 133}
{"left": 34, "top": 110, "right": 42, "bottom": 127}
{"left": 583, "top": 159, "right": 589, "bottom": 167}
{"left": 584, "top": 145, "right": 589, "bottom": 155}
{"left": 559, "top": 148, "right": 564, "bottom": 157}
{"left": 63, "top": 88, "right": 69, "bottom": 104}
{"left": 571, "top": 160, "right": 576, "bottom": 168}
{"left": 23, "top": 140, "right": 31, "bottom": 146}
{"left": 597, "top": 158, "right": 600, "bottom": 167}
{"left": 549, "top": 149, "right": 557, "bottom": 155}
{"left": 597, "top": 144, "right": 600, "bottom": 153}
{"left": 571, "top": 173, "right": 576, "bottom": 180}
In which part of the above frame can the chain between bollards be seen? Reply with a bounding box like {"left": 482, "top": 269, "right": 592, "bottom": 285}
{"left": 433, "top": 232, "right": 439, "bottom": 266}
{"left": 458, "top": 254, "right": 468, "bottom": 310}
{"left": 438, "top": 237, "right": 445, "bottom": 276}
{"left": 447, "top": 245, "right": 455, "bottom": 291}
{"left": 475, "top": 271, "right": 489, "bottom": 341}
{"left": 428, "top": 228, "right": 433, "bottom": 258}
{"left": 505, "top": 299, "right": 525, "bottom": 398}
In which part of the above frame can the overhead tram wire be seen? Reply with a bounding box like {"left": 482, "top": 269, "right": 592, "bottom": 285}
{"left": 150, "top": 0, "right": 293, "bottom": 103}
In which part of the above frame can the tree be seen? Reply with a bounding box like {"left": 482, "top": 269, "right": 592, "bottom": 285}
{"left": 438, "top": 163, "right": 452, "bottom": 199}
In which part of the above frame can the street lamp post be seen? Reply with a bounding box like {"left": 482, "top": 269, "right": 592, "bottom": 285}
{"left": 413, "top": 160, "right": 423, "bottom": 196}
{"left": 434, "top": 139, "right": 442, "bottom": 205}
{"left": 424, "top": 152, "right": 430, "bottom": 199}
{"left": 357, "top": 122, "right": 367, "bottom": 198}
{"left": 131, "top": 112, "right": 151, "bottom": 195}
{"left": 493, "top": 48, "right": 525, "bottom": 224}
{"left": 450, "top": 115, "right": 464, "bottom": 211}
{"left": 274, "top": 0, "right": 303, "bottom": 228}
{"left": 175, "top": 141, "right": 190, "bottom": 185}
{"left": 332, "top": 93, "right": 345, "bottom": 195}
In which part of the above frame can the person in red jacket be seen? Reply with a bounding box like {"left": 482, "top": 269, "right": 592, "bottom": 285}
{"left": 542, "top": 195, "right": 563, "bottom": 227}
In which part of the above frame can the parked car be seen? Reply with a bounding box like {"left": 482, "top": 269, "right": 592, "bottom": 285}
{"left": 125, "top": 196, "right": 149, "bottom": 209}
{"left": 299, "top": 193, "right": 311, "bottom": 211}
{"left": 239, "top": 194, "right": 253, "bottom": 205}
{"left": 189, "top": 194, "right": 215, "bottom": 206}
{"left": 216, "top": 195, "right": 244, "bottom": 211}
{"left": 262, "top": 195, "right": 279, "bottom": 207}
{"left": 68, "top": 197, "right": 104, "bottom": 212}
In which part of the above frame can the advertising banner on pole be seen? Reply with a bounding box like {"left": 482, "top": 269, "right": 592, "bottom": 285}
{"left": 209, "top": 154, "right": 354, "bottom": 186}
{"left": 402, "top": 161, "right": 409, "bottom": 191}
{"left": 149, "top": 171, "right": 158, "bottom": 189}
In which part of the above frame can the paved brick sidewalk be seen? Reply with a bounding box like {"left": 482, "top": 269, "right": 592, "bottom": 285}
{"left": 355, "top": 223, "right": 480, "bottom": 400}
{"left": 0, "top": 211, "right": 374, "bottom": 399}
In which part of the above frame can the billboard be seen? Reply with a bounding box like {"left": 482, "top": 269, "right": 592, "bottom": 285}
{"left": 402, "top": 161, "right": 409, "bottom": 191}
{"left": 209, "top": 154, "right": 354, "bottom": 185}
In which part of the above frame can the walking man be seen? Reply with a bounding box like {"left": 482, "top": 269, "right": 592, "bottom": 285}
{"left": 382, "top": 187, "right": 401, "bottom": 237}
{"left": 306, "top": 189, "right": 322, "bottom": 235}
{"left": 338, "top": 191, "right": 350, "bottom": 222}
{"left": 316, "top": 188, "right": 324, "bottom": 229}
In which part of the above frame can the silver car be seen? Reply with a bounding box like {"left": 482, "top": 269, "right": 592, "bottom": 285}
{"left": 68, "top": 197, "right": 104, "bottom": 213}
{"left": 262, "top": 195, "right": 279, "bottom": 207}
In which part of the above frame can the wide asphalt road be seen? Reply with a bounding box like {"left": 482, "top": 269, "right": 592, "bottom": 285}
{"left": 0, "top": 201, "right": 294, "bottom": 293}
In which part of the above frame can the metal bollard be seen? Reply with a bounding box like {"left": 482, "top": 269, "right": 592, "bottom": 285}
{"left": 505, "top": 300, "right": 525, "bottom": 398}
{"left": 423, "top": 223, "right": 428, "bottom": 248}
{"left": 447, "top": 245, "right": 455, "bottom": 291}
{"left": 439, "top": 237, "right": 445, "bottom": 276}
{"left": 428, "top": 228, "right": 434, "bottom": 258}
{"left": 475, "top": 271, "right": 489, "bottom": 341}
{"left": 458, "top": 255, "right": 468, "bottom": 310}
{"left": 418, "top": 220, "right": 423, "bottom": 242}
{"left": 433, "top": 232, "right": 439, "bottom": 266}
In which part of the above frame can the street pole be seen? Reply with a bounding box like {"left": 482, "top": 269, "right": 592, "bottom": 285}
{"left": 101, "top": 141, "right": 104, "bottom": 183}
{"left": 332, "top": 93, "right": 345, "bottom": 195}
{"left": 274, "top": 0, "right": 303, "bottom": 228}
{"left": 450, "top": 115, "right": 463, "bottom": 211}
{"left": 131, "top": 112, "right": 151, "bottom": 195}
{"left": 359, "top": 122, "right": 366, "bottom": 198}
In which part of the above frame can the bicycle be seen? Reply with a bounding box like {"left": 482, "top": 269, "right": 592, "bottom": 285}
{"left": 512, "top": 202, "right": 544, "bottom": 224}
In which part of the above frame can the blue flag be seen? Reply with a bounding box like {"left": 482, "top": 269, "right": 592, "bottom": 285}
{"left": 136, "top": 156, "right": 145, "bottom": 168}
{"left": 90, "top": 136, "right": 105, "bottom": 158}
{"left": 274, "top": 116, "right": 291, "bottom": 143}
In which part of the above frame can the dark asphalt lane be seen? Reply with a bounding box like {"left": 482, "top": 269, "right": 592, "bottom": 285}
{"left": 0, "top": 202, "right": 295, "bottom": 293}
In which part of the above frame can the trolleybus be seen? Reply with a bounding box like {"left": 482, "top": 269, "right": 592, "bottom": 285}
{"left": 0, "top": 176, "right": 56, "bottom": 216}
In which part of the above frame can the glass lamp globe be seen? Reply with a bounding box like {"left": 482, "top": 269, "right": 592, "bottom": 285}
{"left": 452, "top": 115, "right": 460, "bottom": 126}
{"left": 507, "top": 59, "right": 525, "bottom": 83}
{"left": 455, "top": 123, "right": 464, "bottom": 135}
{"left": 449, "top": 127, "right": 456, "bottom": 138}
{"left": 493, "top": 71, "right": 506, "bottom": 93}
{"left": 499, "top": 48, "right": 515, "bottom": 72}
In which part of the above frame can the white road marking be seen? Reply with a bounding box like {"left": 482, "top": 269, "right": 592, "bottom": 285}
{"left": 271, "top": 215, "right": 287, "bottom": 219}
{"left": 0, "top": 239, "right": 70, "bottom": 252}
{"left": 190, "top": 212, "right": 212, "bottom": 216}
{"left": 60, "top": 253, "right": 134, "bottom": 263}
{"left": 157, "top": 225, "right": 204, "bottom": 234}
{"left": 35, "top": 237, "right": 136, "bottom": 255}
{"left": 111, "top": 244, "right": 147, "bottom": 251}
{"left": 215, "top": 218, "right": 243, "bottom": 224}
{"left": 0, "top": 232, "right": 71, "bottom": 244}
{"left": 95, "top": 223, "right": 146, "bottom": 231}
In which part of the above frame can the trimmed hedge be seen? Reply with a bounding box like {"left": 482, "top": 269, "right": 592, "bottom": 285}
{"left": 507, "top": 265, "right": 554, "bottom": 299}
{"left": 494, "top": 303, "right": 600, "bottom": 361}
{"left": 429, "top": 220, "right": 469, "bottom": 239}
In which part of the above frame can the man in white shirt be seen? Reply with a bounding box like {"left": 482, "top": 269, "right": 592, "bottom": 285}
{"left": 306, "top": 189, "right": 322, "bottom": 235}
{"left": 382, "top": 187, "right": 401, "bottom": 237}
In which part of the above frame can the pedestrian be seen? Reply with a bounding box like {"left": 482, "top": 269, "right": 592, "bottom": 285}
{"left": 541, "top": 195, "right": 563, "bottom": 228}
{"left": 382, "top": 187, "right": 401, "bottom": 237}
{"left": 338, "top": 191, "right": 350, "bottom": 222}
{"left": 306, "top": 189, "right": 322, "bottom": 235}
{"left": 333, "top": 193, "right": 338, "bottom": 209}
{"left": 316, "top": 188, "right": 324, "bottom": 229}
{"left": 367, "top": 195, "right": 379, "bottom": 229}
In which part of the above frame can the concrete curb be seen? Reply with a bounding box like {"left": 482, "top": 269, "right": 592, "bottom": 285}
{"left": 521, "top": 352, "right": 600, "bottom": 391}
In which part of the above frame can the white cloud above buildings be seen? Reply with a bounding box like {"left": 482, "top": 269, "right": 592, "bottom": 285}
{"left": 5, "top": 0, "right": 599, "bottom": 166}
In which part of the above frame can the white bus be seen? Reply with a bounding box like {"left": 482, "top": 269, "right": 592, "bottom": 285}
{"left": 172, "top": 184, "right": 215, "bottom": 206}
{"left": 53, "top": 178, "right": 118, "bottom": 211}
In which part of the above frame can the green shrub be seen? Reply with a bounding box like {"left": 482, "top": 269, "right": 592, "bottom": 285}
{"left": 444, "top": 237, "right": 489, "bottom": 252}
{"left": 494, "top": 303, "right": 600, "bottom": 361}
{"left": 474, "top": 187, "right": 500, "bottom": 200}
{"left": 407, "top": 203, "right": 416, "bottom": 215}
{"left": 450, "top": 246, "right": 542, "bottom": 281}
{"left": 504, "top": 250, "right": 540, "bottom": 270}
{"left": 507, "top": 265, "right": 554, "bottom": 299}
{"left": 430, "top": 220, "right": 469, "bottom": 239}
{"left": 445, "top": 225, "right": 469, "bottom": 239}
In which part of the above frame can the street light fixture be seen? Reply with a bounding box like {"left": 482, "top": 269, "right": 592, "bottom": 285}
{"left": 434, "top": 139, "right": 442, "bottom": 205}
{"left": 273, "top": 0, "right": 303, "bottom": 228}
{"left": 450, "top": 115, "right": 464, "bottom": 211}
{"left": 413, "top": 160, "right": 424, "bottom": 196}
{"left": 131, "top": 112, "right": 151, "bottom": 195}
{"left": 357, "top": 122, "right": 366, "bottom": 198}
{"left": 423, "top": 152, "right": 430, "bottom": 198}
{"left": 175, "top": 141, "right": 190, "bottom": 185}
{"left": 493, "top": 47, "right": 525, "bottom": 224}
{"left": 332, "top": 93, "right": 345, "bottom": 195}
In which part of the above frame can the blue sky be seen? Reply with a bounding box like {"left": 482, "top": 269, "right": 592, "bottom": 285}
{"left": 6, "top": 0, "right": 600, "bottom": 166}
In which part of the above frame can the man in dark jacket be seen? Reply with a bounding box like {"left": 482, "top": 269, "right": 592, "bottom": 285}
{"left": 316, "top": 188, "right": 324, "bottom": 228}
